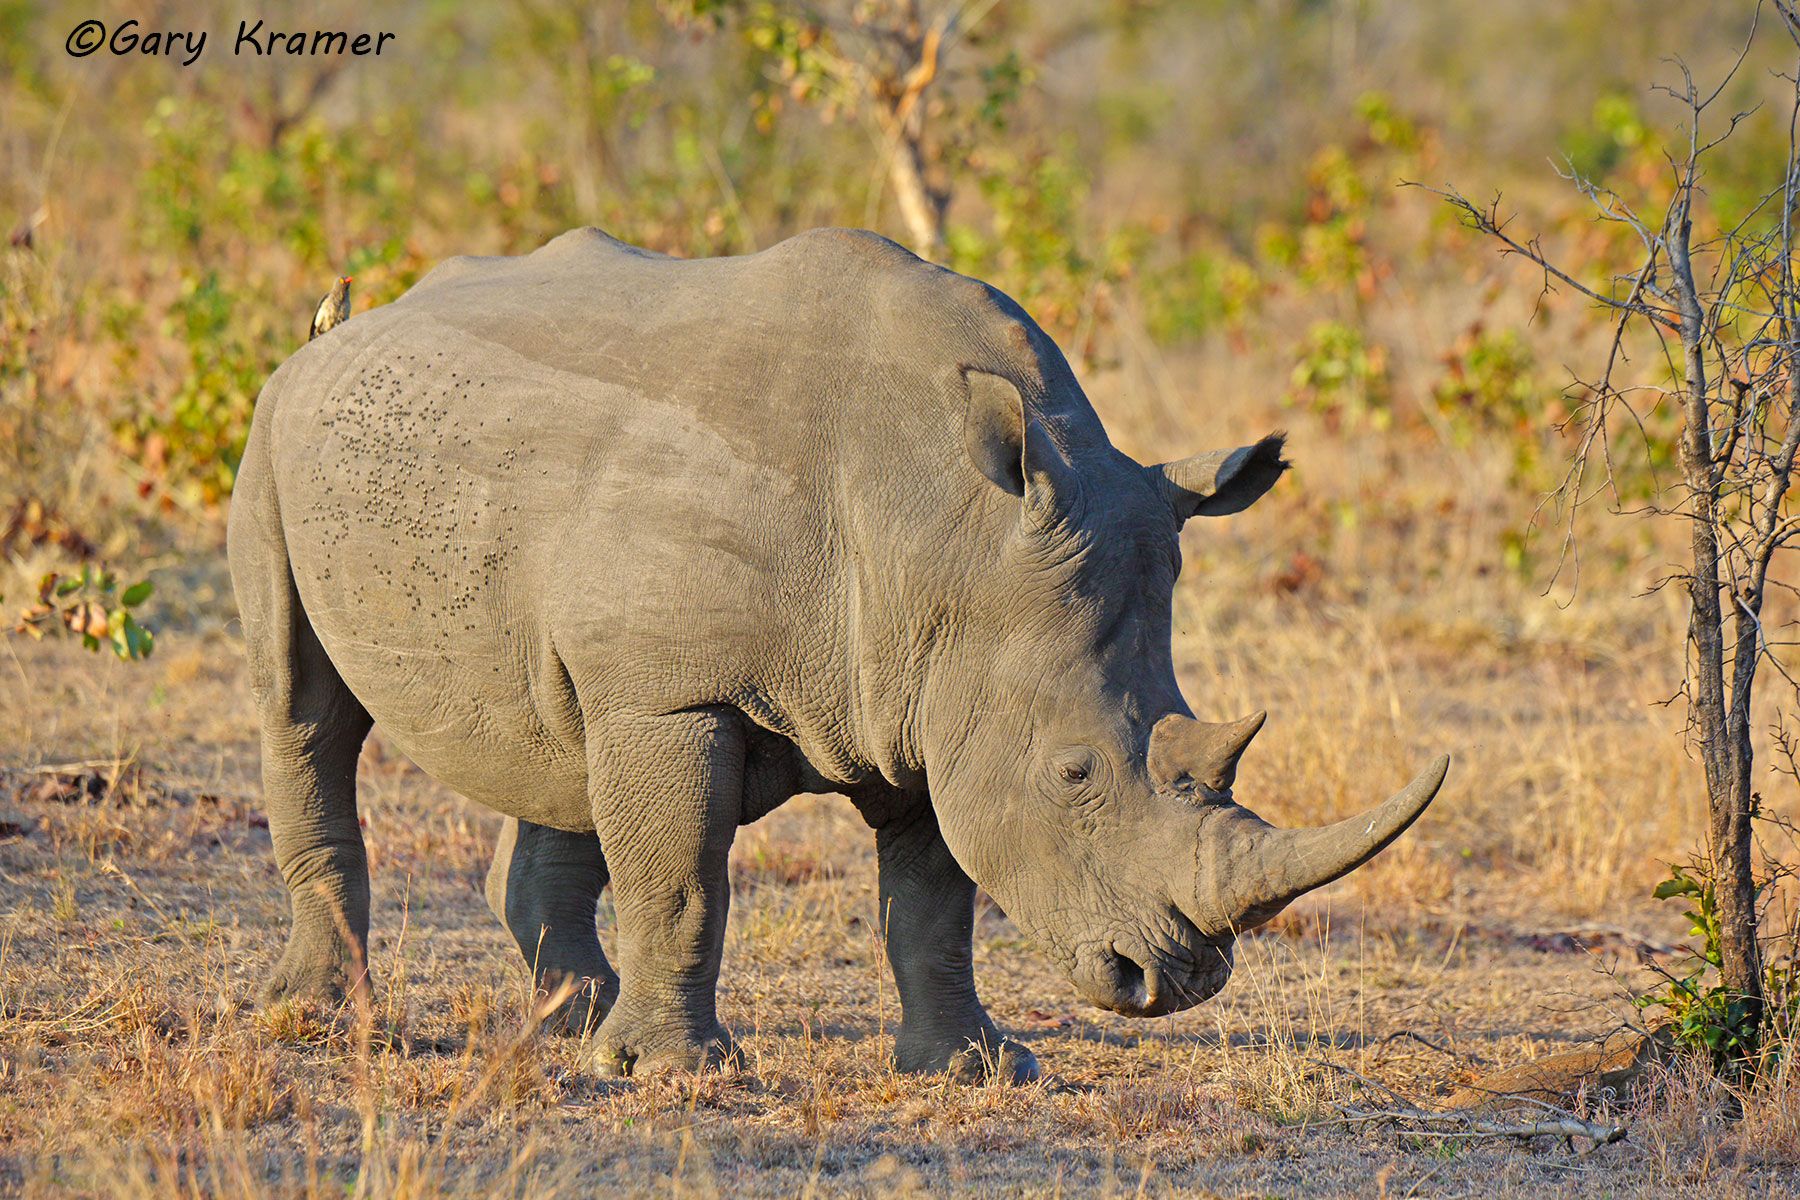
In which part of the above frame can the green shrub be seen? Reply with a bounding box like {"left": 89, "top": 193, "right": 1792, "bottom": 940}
{"left": 949, "top": 146, "right": 1117, "bottom": 342}
{"left": 1432, "top": 325, "right": 1550, "bottom": 484}
{"left": 1141, "top": 247, "right": 1261, "bottom": 343}
{"left": 1639, "top": 850, "right": 1799, "bottom": 1078}
{"left": 119, "top": 272, "right": 281, "bottom": 507}
{"left": 8, "top": 566, "right": 155, "bottom": 660}
{"left": 1288, "top": 320, "right": 1391, "bottom": 427}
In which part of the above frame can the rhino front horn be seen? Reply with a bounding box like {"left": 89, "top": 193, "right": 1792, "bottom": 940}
{"left": 1224, "top": 755, "right": 1450, "bottom": 927}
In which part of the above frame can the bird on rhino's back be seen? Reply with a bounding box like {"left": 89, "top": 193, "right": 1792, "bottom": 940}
{"left": 309, "top": 275, "right": 352, "bottom": 340}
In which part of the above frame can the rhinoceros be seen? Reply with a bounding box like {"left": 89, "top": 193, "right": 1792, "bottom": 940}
{"left": 228, "top": 227, "right": 1447, "bottom": 1081}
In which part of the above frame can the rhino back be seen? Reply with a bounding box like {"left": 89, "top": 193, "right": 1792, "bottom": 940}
{"left": 261, "top": 228, "right": 1092, "bottom": 827}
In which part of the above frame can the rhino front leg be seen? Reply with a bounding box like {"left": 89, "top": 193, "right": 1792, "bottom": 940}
{"left": 587, "top": 709, "right": 742, "bottom": 1076}
{"left": 877, "top": 805, "right": 1040, "bottom": 1083}
{"left": 485, "top": 816, "right": 619, "bottom": 1035}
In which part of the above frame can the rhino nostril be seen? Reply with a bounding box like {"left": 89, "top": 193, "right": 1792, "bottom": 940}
{"left": 1112, "top": 950, "right": 1148, "bottom": 1009}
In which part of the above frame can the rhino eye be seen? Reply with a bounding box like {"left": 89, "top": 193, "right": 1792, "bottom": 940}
{"left": 1046, "top": 748, "right": 1105, "bottom": 803}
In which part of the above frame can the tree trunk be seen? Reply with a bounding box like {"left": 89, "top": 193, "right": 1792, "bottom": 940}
{"left": 1672, "top": 201, "right": 1765, "bottom": 1045}
{"left": 1719, "top": 593, "right": 1765, "bottom": 1046}
{"left": 887, "top": 130, "right": 944, "bottom": 261}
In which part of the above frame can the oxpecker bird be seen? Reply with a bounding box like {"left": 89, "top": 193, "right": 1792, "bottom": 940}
{"left": 309, "top": 275, "right": 353, "bottom": 340}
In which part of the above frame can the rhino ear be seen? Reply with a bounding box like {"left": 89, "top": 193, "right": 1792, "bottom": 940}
{"left": 964, "top": 369, "right": 1028, "bottom": 496}
{"left": 1151, "top": 434, "right": 1288, "bottom": 523}
{"left": 963, "top": 369, "right": 1071, "bottom": 522}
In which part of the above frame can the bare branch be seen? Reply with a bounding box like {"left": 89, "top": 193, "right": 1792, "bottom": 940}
{"left": 1402, "top": 183, "right": 1682, "bottom": 330}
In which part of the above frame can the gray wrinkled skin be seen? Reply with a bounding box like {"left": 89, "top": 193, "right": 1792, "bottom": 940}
{"left": 228, "top": 227, "right": 1447, "bottom": 1082}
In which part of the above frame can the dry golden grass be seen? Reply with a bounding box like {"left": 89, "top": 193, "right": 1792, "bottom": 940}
{"left": 4, "top": 332, "right": 1799, "bottom": 1196}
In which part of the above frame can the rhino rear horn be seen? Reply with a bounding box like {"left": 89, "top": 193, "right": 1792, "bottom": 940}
{"left": 1147, "top": 711, "right": 1266, "bottom": 794}
{"left": 1152, "top": 434, "right": 1289, "bottom": 523}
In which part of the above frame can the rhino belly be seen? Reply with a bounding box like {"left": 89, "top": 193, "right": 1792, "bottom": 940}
{"left": 306, "top": 598, "right": 592, "bottom": 831}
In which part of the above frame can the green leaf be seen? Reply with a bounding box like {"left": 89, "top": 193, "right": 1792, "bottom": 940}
{"left": 55, "top": 576, "right": 82, "bottom": 597}
{"left": 1653, "top": 876, "right": 1699, "bottom": 900}
{"left": 121, "top": 580, "right": 154, "bottom": 608}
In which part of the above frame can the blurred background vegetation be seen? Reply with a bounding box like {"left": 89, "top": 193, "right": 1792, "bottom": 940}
{"left": 0, "top": 0, "right": 1787, "bottom": 632}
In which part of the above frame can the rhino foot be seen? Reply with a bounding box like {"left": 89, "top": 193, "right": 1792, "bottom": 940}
{"left": 897, "top": 1027, "right": 1041, "bottom": 1084}
{"left": 485, "top": 816, "right": 619, "bottom": 1039}
{"left": 946, "top": 1038, "right": 1040, "bottom": 1085}
{"left": 592, "top": 1010, "right": 741, "bottom": 1077}
{"left": 530, "top": 971, "right": 617, "bottom": 1038}
{"left": 260, "top": 934, "right": 370, "bottom": 1012}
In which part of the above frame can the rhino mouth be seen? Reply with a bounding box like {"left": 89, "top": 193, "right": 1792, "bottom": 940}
{"left": 1077, "top": 936, "right": 1233, "bottom": 1018}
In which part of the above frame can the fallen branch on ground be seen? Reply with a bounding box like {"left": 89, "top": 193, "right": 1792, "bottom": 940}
{"left": 1337, "top": 1104, "right": 1628, "bottom": 1154}
{"left": 1311, "top": 1059, "right": 1629, "bottom": 1155}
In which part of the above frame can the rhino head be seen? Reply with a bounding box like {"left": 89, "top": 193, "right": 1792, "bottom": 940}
{"left": 918, "top": 370, "right": 1448, "bottom": 1017}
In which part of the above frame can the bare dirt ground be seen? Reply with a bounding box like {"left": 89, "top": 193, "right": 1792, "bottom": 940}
{"left": 3, "top": 445, "right": 1797, "bottom": 1197}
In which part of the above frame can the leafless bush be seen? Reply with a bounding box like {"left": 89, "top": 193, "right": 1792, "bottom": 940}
{"left": 1421, "top": 0, "right": 1800, "bottom": 1068}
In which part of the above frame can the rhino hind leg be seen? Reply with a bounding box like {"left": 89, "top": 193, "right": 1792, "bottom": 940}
{"left": 484, "top": 816, "right": 619, "bottom": 1036}
{"left": 237, "top": 559, "right": 375, "bottom": 1009}
{"left": 876, "top": 805, "right": 1039, "bottom": 1084}
{"left": 586, "top": 708, "right": 743, "bottom": 1076}
{"left": 255, "top": 650, "right": 374, "bottom": 1012}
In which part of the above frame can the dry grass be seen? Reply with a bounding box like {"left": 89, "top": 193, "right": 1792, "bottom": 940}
{"left": 4, "top": 328, "right": 1799, "bottom": 1195}
{"left": 8, "top": 5, "right": 1799, "bottom": 1190}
